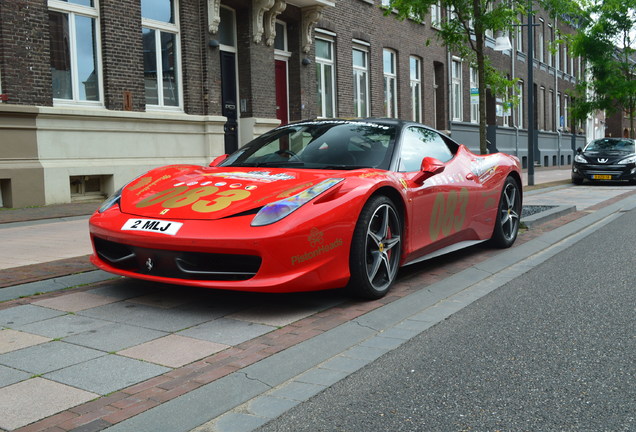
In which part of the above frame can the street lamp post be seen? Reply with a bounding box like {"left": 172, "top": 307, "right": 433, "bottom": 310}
{"left": 526, "top": 5, "right": 535, "bottom": 186}
{"left": 494, "top": 4, "right": 537, "bottom": 185}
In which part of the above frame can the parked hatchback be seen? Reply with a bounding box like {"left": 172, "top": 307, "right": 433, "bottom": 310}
{"left": 572, "top": 137, "right": 636, "bottom": 185}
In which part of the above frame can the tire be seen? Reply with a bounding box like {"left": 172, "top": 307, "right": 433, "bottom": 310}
{"left": 347, "top": 195, "right": 402, "bottom": 299}
{"left": 572, "top": 177, "right": 583, "bottom": 185}
{"left": 489, "top": 176, "right": 521, "bottom": 248}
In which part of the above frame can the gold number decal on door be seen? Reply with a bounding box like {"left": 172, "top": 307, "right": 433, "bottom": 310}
{"left": 429, "top": 188, "right": 469, "bottom": 241}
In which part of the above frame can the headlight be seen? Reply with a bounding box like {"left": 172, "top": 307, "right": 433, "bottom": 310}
{"left": 617, "top": 155, "right": 636, "bottom": 165}
{"left": 251, "top": 178, "right": 344, "bottom": 226}
{"left": 574, "top": 154, "right": 587, "bottom": 163}
{"left": 98, "top": 187, "right": 123, "bottom": 213}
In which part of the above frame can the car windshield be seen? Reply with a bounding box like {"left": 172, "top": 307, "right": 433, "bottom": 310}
{"left": 584, "top": 138, "right": 636, "bottom": 153}
{"left": 220, "top": 120, "right": 397, "bottom": 170}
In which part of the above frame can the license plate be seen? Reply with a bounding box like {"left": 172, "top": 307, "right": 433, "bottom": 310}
{"left": 121, "top": 218, "right": 183, "bottom": 235}
{"left": 592, "top": 174, "right": 613, "bottom": 180}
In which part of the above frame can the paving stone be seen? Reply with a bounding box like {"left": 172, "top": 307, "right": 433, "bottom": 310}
{"left": 247, "top": 395, "right": 299, "bottom": 418}
{"left": 268, "top": 381, "right": 327, "bottom": 401}
{"left": 295, "top": 367, "right": 349, "bottom": 387}
{"left": 0, "top": 377, "right": 97, "bottom": 431}
{"left": 33, "top": 291, "right": 119, "bottom": 312}
{"left": 15, "top": 313, "right": 112, "bottom": 338}
{"left": 228, "top": 301, "right": 333, "bottom": 327}
{"left": 179, "top": 318, "right": 276, "bottom": 346}
{"left": 0, "top": 341, "right": 105, "bottom": 375}
{"left": 79, "top": 301, "right": 217, "bottom": 332}
{"left": 0, "top": 304, "right": 65, "bottom": 327}
{"left": 44, "top": 354, "right": 170, "bottom": 395}
{"left": 63, "top": 322, "right": 168, "bottom": 352}
{"left": 0, "top": 363, "right": 30, "bottom": 387}
{"left": 0, "top": 328, "right": 51, "bottom": 354}
{"left": 118, "top": 334, "right": 228, "bottom": 368}
{"left": 211, "top": 412, "right": 269, "bottom": 432}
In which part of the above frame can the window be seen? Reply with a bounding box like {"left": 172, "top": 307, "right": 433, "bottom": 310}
{"left": 563, "top": 44, "right": 568, "bottom": 75}
{"left": 431, "top": 2, "right": 442, "bottom": 28}
{"left": 556, "top": 92, "right": 561, "bottom": 130}
{"left": 516, "top": 15, "right": 523, "bottom": 52}
{"left": 399, "top": 127, "right": 454, "bottom": 172}
{"left": 517, "top": 81, "right": 524, "bottom": 129}
{"left": 383, "top": 49, "right": 398, "bottom": 118}
{"left": 470, "top": 66, "right": 479, "bottom": 124}
{"left": 555, "top": 43, "right": 560, "bottom": 71}
{"left": 410, "top": 56, "right": 422, "bottom": 123}
{"left": 539, "top": 86, "right": 545, "bottom": 130}
{"left": 563, "top": 95, "right": 569, "bottom": 131}
{"left": 451, "top": 59, "right": 462, "bottom": 122}
{"left": 316, "top": 36, "right": 336, "bottom": 118}
{"left": 353, "top": 44, "right": 369, "bottom": 118}
{"left": 142, "top": 0, "right": 181, "bottom": 109}
{"left": 48, "top": 0, "right": 102, "bottom": 105}
{"left": 548, "top": 25, "right": 553, "bottom": 67}
{"left": 548, "top": 90, "right": 554, "bottom": 131}
{"left": 538, "top": 20, "right": 545, "bottom": 63}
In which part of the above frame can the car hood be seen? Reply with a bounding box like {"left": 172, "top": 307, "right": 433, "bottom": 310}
{"left": 119, "top": 164, "right": 353, "bottom": 220}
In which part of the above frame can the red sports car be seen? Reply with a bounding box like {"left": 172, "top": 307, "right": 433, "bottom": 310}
{"left": 89, "top": 119, "right": 522, "bottom": 299}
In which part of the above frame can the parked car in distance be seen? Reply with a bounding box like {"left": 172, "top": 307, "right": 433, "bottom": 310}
{"left": 89, "top": 118, "right": 522, "bottom": 299}
{"left": 572, "top": 137, "right": 636, "bottom": 185}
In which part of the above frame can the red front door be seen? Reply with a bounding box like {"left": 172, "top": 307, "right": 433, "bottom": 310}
{"left": 275, "top": 60, "right": 289, "bottom": 125}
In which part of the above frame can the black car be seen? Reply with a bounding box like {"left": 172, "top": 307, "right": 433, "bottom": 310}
{"left": 571, "top": 137, "right": 636, "bottom": 185}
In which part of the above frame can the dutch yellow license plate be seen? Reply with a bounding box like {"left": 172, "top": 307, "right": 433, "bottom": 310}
{"left": 592, "top": 175, "right": 612, "bottom": 180}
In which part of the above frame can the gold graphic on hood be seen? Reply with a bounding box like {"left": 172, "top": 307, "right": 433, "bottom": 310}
{"left": 136, "top": 185, "right": 251, "bottom": 214}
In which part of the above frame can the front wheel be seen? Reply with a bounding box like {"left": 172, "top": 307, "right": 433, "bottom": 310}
{"left": 489, "top": 176, "right": 521, "bottom": 248}
{"left": 347, "top": 196, "right": 402, "bottom": 299}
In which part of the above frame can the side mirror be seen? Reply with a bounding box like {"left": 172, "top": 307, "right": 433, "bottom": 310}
{"left": 209, "top": 154, "right": 229, "bottom": 167}
{"left": 413, "top": 157, "right": 445, "bottom": 184}
{"left": 576, "top": 147, "right": 583, "bottom": 154}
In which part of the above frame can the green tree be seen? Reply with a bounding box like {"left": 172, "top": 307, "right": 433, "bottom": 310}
{"left": 570, "top": 0, "right": 636, "bottom": 138}
{"left": 385, "top": 0, "right": 522, "bottom": 154}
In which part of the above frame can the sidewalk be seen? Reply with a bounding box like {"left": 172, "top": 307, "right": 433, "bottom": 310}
{"left": 2, "top": 167, "right": 635, "bottom": 432}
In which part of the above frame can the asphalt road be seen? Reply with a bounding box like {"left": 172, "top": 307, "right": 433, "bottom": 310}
{"left": 255, "top": 208, "right": 636, "bottom": 431}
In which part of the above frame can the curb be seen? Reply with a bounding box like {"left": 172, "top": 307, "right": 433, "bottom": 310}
{"left": 521, "top": 205, "right": 577, "bottom": 228}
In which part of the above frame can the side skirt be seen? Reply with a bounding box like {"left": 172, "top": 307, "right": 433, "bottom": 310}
{"left": 403, "top": 240, "right": 487, "bottom": 267}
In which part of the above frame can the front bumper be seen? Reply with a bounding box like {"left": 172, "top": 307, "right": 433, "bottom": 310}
{"left": 571, "top": 163, "right": 636, "bottom": 182}
{"left": 89, "top": 208, "right": 354, "bottom": 293}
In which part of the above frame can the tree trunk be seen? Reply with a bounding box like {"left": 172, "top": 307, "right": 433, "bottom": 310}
{"left": 474, "top": 0, "right": 488, "bottom": 155}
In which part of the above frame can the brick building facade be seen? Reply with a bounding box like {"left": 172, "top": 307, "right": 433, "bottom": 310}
{"left": 0, "top": 0, "right": 584, "bottom": 207}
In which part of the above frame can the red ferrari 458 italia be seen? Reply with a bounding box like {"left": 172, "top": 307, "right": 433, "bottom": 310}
{"left": 89, "top": 119, "right": 522, "bottom": 299}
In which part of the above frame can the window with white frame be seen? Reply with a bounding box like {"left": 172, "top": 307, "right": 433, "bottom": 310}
{"left": 381, "top": 0, "right": 390, "bottom": 7}
{"left": 548, "top": 25, "right": 553, "bottom": 67}
{"left": 316, "top": 35, "right": 336, "bottom": 118}
{"left": 556, "top": 92, "right": 561, "bottom": 130}
{"left": 48, "top": 0, "right": 102, "bottom": 104}
{"left": 555, "top": 43, "right": 560, "bottom": 70}
{"left": 517, "top": 81, "right": 524, "bottom": 129}
{"left": 516, "top": 15, "right": 523, "bottom": 52}
{"left": 352, "top": 44, "right": 369, "bottom": 118}
{"left": 548, "top": 89, "right": 554, "bottom": 131}
{"left": 410, "top": 56, "right": 422, "bottom": 123}
{"left": 383, "top": 49, "right": 398, "bottom": 118}
{"left": 142, "top": 0, "right": 181, "bottom": 109}
{"left": 563, "top": 95, "right": 569, "bottom": 131}
{"left": 451, "top": 59, "right": 463, "bottom": 122}
{"left": 538, "top": 20, "right": 545, "bottom": 63}
{"left": 470, "top": 66, "right": 479, "bottom": 124}
{"left": 539, "top": 86, "right": 545, "bottom": 130}
{"left": 431, "top": 2, "right": 442, "bottom": 28}
{"left": 563, "top": 44, "right": 568, "bottom": 75}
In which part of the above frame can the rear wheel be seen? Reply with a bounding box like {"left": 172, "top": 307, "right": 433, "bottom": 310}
{"left": 348, "top": 196, "right": 402, "bottom": 299}
{"left": 489, "top": 176, "right": 521, "bottom": 248}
